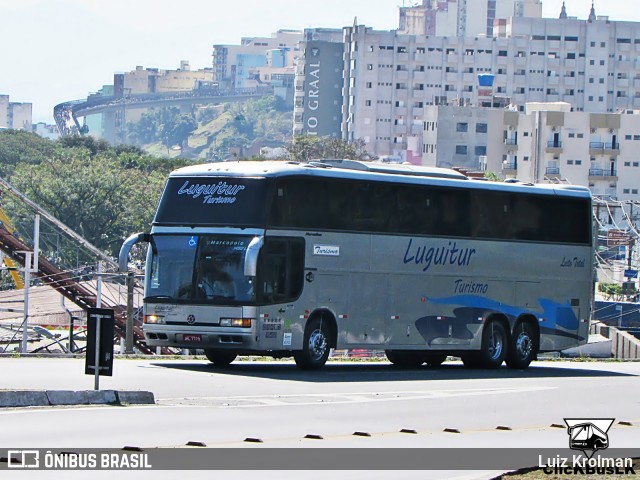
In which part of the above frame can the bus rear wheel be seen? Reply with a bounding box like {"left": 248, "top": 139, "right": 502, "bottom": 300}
{"left": 204, "top": 349, "right": 237, "bottom": 367}
{"left": 506, "top": 322, "right": 537, "bottom": 369}
{"left": 385, "top": 350, "right": 425, "bottom": 368}
{"left": 463, "top": 321, "right": 507, "bottom": 369}
{"left": 294, "top": 317, "right": 331, "bottom": 370}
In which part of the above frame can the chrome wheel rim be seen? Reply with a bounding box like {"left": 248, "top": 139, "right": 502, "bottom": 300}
{"left": 515, "top": 332, "right": 532, "bottom": 359}
{"left": 488, "top": 324, "right": 504, "bottom": 360}
{"left": 308, "top": 329, "right": 328, "bottom": 361}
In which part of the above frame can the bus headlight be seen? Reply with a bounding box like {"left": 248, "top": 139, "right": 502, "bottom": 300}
{"left": 144, "top": 314, "right": 165, "bottom": 324}
{"left": 220, "top": 318, "right": 252, "bottom": 328}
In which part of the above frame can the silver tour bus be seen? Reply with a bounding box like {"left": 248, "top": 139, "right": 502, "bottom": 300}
{"left": 119, "top": 160, "right": 593, "bottom": 370}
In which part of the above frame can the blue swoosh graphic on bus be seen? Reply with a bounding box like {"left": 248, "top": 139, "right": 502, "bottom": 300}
{"left": 426, "top": 295, "right": 533, "bottom": 319}
{"left": 424, "top": 295, "right": 580, "bottom": 331}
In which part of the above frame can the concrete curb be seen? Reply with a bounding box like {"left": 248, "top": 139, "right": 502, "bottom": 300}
{"left": 0, "top": 390, "right": 155, "bottom": 408}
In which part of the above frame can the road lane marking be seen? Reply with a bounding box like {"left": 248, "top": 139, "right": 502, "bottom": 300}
{"left": 158, "top": 386, "right": 557, "bottom": 408}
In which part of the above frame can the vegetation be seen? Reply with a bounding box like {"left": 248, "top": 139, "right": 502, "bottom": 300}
{"left": 0, "top": 132, "right": 188, "bottom": 257}
{"left": 286, "top": 135, "right": 371, "bottom": 162}
{"left": 125, "top": 95, "right": 292, "bottom": 161}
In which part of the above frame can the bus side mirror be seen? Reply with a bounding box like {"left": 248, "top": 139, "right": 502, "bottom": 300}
{"left": 119, "top": 233, "right": 151, "bottom": 272}
{"left": 244, "top": 236, "right": 264, "bottom": 277}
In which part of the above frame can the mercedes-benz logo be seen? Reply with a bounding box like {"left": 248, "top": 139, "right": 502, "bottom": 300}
{"left": 187, "top": 314, "right": 196, "bottom": 325}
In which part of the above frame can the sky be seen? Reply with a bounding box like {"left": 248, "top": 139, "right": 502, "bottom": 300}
{"left": 1, "top": 0, "right": 639, "bottom": 123}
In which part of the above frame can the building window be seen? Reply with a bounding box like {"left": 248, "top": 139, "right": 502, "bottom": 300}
{"left": 476, "top": 123, "right": 487, "bottom": 133}
{"left": 456, "top": 145, "right": 468, "bottom": 155}
{"left": 456, "top": 123, "right": 469, "bottom": 132}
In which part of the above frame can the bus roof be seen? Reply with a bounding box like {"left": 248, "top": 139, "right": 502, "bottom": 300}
{"left": 170, "top": 160, "right": 592, "bottom": 199}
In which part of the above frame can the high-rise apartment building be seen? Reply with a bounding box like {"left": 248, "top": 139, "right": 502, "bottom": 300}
{"left": 212, "top": 30, "right": 303, "bottom": 92}
{"left": 0, "top": 94, "right": 32, "bottom": 131}
{"left": 294, "top": 4, "right": 640, "bottom": 162}
{"left": 399, "top": 0, "right": 542, "bottom": 37}
{"left": 421, "top": 101, "right": 640, "bottom": 206}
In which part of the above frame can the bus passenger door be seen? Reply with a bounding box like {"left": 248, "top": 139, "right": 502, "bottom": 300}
{"left": 347, "top": 274, "right": 388, "bottom": 345}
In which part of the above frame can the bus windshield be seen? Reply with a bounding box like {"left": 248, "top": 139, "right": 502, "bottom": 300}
{"left": 147, "top": 235, "right": 255, "bottom": 305}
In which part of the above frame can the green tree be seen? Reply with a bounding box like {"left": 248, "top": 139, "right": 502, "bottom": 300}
{"left": 9, "top": 149, "right": 174, "bottom": 256}
{"left": 0, "top": 130, "right": 56, "bottom": 177}
{"left": 286, "top": 135, "right": 372, "bottom": 162}
{"left": 127, "top": 112, "right": 159, "bottom": 145}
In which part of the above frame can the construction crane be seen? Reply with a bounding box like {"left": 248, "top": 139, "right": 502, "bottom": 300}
{"left": 0, "top": 196, "right": 24, "bottom": 289}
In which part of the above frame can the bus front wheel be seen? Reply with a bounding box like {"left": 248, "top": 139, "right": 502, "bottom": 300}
{"left": 294, "top": 317, "right": 331, "bottom": 370}
{"left": 204, "top": 349, "right": 237, "bottom": 367}
{"left": 505, "top": 322, "right": 537, "bottom": 369}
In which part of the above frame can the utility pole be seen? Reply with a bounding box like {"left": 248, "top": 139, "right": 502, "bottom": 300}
{"left": 19, "top": 214, "right": 40, "bottom": 354}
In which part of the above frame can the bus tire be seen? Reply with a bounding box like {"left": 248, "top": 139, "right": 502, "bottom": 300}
{"left": 477, "top": 320, "right": 507, "bottom": 368}
{"left": 204, "top": 349, "right": 237, "bottom": 367}
{"left": 385, "top": 350, "right": 425, "bottom": 368}
{"left": 506, "top": 321, "right": 537, "bottom": 369}
{"left": 294, "top": 317, "right": 331, "bottom": 370}
{"left": 423, "top": 352, "right": 447, "bottom": 367}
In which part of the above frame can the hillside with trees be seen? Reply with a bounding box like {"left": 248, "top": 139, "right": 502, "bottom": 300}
{"left": 0, "top": 132, "right": 188, "bottom": 257}
{"left": 125, "top": 95, "right": 293, "bottom": 161}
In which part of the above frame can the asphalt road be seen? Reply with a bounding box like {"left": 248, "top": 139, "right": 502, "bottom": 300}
{"left": 1, "top": 357, "right": 639, "bottom": 479}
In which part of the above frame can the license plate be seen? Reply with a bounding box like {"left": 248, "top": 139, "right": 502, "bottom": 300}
{"left": 183, "top": 334, "right": 202, "bottom": 342}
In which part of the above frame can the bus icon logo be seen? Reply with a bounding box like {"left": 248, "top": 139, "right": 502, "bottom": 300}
{"left": 564, "top": 418, "right": 614, "bottom": 458}
{"left": 7, "top": 450, "right": 40, "bottom": 468}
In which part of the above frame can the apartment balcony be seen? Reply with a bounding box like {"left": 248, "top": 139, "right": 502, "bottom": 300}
{"left": 545, "top": 167, "right": 561, "bottom": 178}
{"left": 547, "top": 57, "right": 560, "bottom": 68}
{"left": 564, "top": 76, "right": 576, "bottom": 86}
{"left": 503, "top": 139, "right": 519, "bottom": 152}
{"left": 548, "top": 76, "right": 560, "bottom": 85}
{"left": 618, "top": 78, "right": 630, "bottom": 88}
{"left": 445, "top": 72, "right": 458, "bottom": 82}
{"left": 514, "top": 75, "right": 526, "bottom": 85}
{"left": 564, "top": 58, "right": 577, "bottom": 68}
{"left": 589, "top": 141, "right": 620, "bottom": 155}
{"left": 462, "top": 72, "right": 475, "bottom": 82}
{"left": 589, "top": 168, "right": 618, "bottom": 181}
{"left": 546, "top": 141, "right": 563, "bottom": 154}
{"left": 502, "top": 161, "right": 517, "bottom": 174}
{"left": 396, "top": 70, "right": 409, "bottom": 80}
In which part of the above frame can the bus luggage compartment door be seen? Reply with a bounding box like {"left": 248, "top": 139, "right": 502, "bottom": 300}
{"left": 347, "top": 274, "right": 388, "bottom": 345}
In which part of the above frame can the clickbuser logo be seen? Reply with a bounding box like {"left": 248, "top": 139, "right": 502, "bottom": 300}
{"left": 7, "top": 450, "right": 40, "bottom": 468}
{"left": 564, "top": 418, "right": 614, "bottom": 459}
